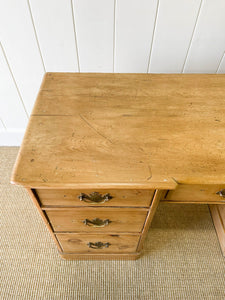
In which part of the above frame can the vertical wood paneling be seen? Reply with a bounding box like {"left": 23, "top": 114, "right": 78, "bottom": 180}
{"left": 217, "top": 53, "right": 225, "bottom": 74}
{"left": 72, "top": 0, "right": 114, "bottom": 72}
{"left": 149, "top": 0, "right": 202, "bottom": 73}
{"left": 0, "top": 0, "right": 225, "bottom": 145}
{"left": 115, "top": 0, "right": 158, "bottom": 73}
{"left": 29, "top": 0, "right": 79, "bottom": 72}
{"left": 0, "top": 46, "right": 28, "bottom": 129}
{"left": 184, "top": 0, "right": 225, "bottom": 73}
{"left": 0, "top": 0, "right": 44, "bottom": 114}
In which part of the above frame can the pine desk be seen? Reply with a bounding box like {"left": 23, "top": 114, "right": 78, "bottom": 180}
{"left": 11, "top": 73, "right": 225, "bottom": 259}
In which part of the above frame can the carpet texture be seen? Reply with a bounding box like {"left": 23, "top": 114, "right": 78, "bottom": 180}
{"left": 1, "top": 147, "right": 225, "bottom": 300}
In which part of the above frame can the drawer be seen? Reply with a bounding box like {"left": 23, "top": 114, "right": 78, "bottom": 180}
{"left": 36, "top": 189, "right": 154, "bottom": 207}
{"left": 46, "top": 208, "right": 148, "bottom": 233}
{"left": 163, "top": 185, "right": 225, "bottom": 203}
{"left": 56, "top": 233, "right": 140, "bottom": 254}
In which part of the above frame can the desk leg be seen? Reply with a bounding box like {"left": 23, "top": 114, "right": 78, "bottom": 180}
{"left": 137, "top": 189, "right": 163, "bottom": 252}
{"left": 26, "top": 188, "right": 63, "bottom": 253}
{"left": 209, "top": 204, "right": 225, "bottom": 256}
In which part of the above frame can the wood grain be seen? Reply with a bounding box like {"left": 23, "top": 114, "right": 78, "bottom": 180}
{"left": 137, "top": 189, "right": 162, "bottom": 251}
{"left": 45, "top": 208, "right": 148, "bottom": 233}
{"left": 209, "top": 204, "right": 225, "bottom": 256}
{"left": 26, "top": 188, "right": 63, "bottom": 252}
{"left": 10, "top": 73, "right": 225, "bottom": 260}
{"left": 163, "top": 185, "right": 225, "bottom": 204}
{"left": 11, "top": 73, "right": 225, "bottom": 188}
{"left": 36, "top": 188, "right": 154, "bottom": 207}
{"left": 56, "top": 233, "right": 140, "bottom": 254}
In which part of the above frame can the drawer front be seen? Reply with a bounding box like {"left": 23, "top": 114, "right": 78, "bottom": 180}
{"left": 46, "top": 208, "right": 148, "bottom": 233}
{"left": 36, "top": 189, "right": 154, "bottom": 207}
{"left": 163, "top": 185, "right": 225, "bottom": 203}
{"left": 56, "top": 233, "right": 140, "bottom": 253}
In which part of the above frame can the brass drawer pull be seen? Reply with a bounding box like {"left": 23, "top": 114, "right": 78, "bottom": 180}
{"left": 78, "top": 192, "right": 112, "bottom": 204}
{"left": 216, "top": 189, "right": 225, "bottom": 198}
{"left": 83, "top": 218, "right": 111, "bottom": 227}
{"left": 87, "top": 242, "right": 111, "bottom": 249}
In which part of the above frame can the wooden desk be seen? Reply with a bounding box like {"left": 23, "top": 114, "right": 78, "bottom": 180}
{"left": 11, "top": 73, "right": 225, "bottom": 259}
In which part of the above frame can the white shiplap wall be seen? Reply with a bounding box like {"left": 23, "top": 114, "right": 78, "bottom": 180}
{"left": 148, "top": 0, "right": 202, "bottom": 73}
{"left": 0, "top": 0, "right": 225, "bottom": 145}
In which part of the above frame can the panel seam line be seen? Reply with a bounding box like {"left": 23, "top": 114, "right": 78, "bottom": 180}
{"left": 147, "top": 0, "right": 160, "bottom": 73}
{"left": 71, "top": 0, "right": 80, "bottom": 72}
{"left": 27, "top": 0, "right": 46, "bottom": 72}
{"left": 0, "top": 118, "right": 7, "bottom": 130}
{"left": 216, "top": 52, "right": 225, "bottom": 73}
{"left": 0, "top": 42, "right": 29, "bottom": 118}
{"left": 113, "top": 0, "right": 117, "bottom": 73}
{"left": 181, "top": 0, "right": 203, "bottom": 73}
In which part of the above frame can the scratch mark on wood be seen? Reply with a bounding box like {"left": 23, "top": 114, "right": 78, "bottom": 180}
{"left": 171, "top": 177, "right": 179, "bottom": 184}
{"left": 79, "top": 114, "right": 113, "bottom": 144}
{"left": 147, "top": 165, "right": 152, "bottom": 181}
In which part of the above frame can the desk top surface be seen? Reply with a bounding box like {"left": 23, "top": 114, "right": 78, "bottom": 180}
{"left": 11, "top": 73, "right": 225, "bottom": 188}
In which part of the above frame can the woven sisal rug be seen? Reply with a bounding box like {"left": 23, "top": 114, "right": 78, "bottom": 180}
{"left": 1, "top": 147, "right": 224, "bottom": 299}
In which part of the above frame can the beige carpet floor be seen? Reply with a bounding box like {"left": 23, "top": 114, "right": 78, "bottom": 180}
{"left": 1, "top": 147, "right": 225, "bottom": 300}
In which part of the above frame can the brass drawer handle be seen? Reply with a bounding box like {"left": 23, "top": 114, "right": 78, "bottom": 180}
{"left": 83, "top": 218, "right": 111, "bottom": 227}
{"left": 87, "top": 242, "right": 111, "bottom": 249}
{"left": 78, "top": 192, "right": 112, "bottom": 204}
{"left": 216, "top": 189, "right": 225, "bottom": 198}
